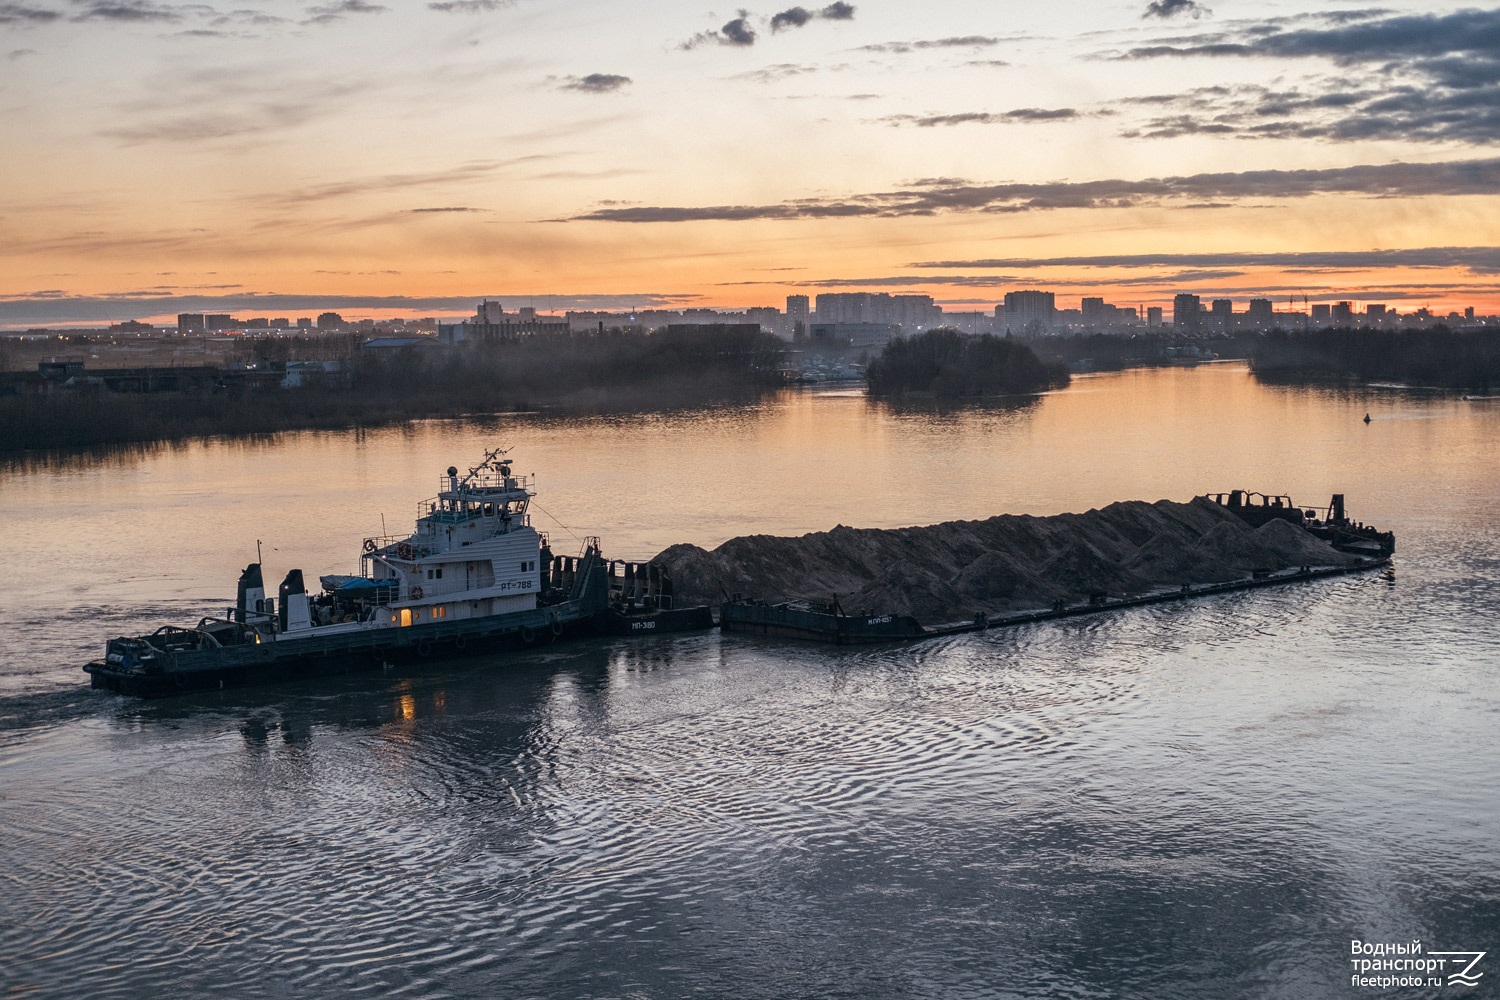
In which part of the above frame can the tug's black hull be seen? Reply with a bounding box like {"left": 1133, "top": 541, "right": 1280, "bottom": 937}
{"left": 86, "top": 566, "right": 611, "bottom": 698}
{"left": 85, "top": 619, "right": 584, "bottom": 697}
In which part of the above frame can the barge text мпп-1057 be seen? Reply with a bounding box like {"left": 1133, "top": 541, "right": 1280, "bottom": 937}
{"left": 86, "top": 448, "right": 625, "bottom": 696}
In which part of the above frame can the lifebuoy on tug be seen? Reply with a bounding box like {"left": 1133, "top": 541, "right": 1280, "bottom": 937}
{"left": 362, "top": 538, "right": 377, "bottom": 554}
{"left": 410, "top": 585, "right": 424, "bottom": 601}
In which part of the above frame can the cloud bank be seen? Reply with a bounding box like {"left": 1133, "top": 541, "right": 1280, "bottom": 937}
{"left": 909, "top": 248, "right": 1500, "bottom": 276}
{"left": 568, "top": 158, "right": 1500, "bottom": 222}
{"left": 558, "top": 73, "right": 631, "bottom": 93}
{"left": 1114, "top": 7, "right": 1500, "bottom": 145}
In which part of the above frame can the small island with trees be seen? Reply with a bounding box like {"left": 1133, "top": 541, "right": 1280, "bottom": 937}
{"left": 865, "top": 329, "right": 1071, "bottom": 398}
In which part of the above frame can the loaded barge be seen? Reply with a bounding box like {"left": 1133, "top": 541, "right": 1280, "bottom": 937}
{"left": 85, "top": 449, "right": 700, "bottom": 697}
{"left": 720, "top": 490, "right": 1395, "bottom": 645}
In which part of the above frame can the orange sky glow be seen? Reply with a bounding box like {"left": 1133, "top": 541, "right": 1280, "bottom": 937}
{"left": 3, "top": 0, "right": 1500, "bottom": 325}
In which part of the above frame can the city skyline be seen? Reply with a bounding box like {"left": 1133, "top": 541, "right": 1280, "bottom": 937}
{"left": 98, "top": 289, "right": 1498, "bottom": 338}
{"left": 4, "top": 0, "right": 1500, "bottom": 325}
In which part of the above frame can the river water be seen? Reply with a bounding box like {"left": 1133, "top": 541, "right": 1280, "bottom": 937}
{"left": 1, "top": 363, "right": 1497, "bottom": 998}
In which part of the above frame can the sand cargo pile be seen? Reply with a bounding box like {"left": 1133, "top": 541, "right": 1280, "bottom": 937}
{"left": 654, "top": 496, "right": 1379, "bottom": 624}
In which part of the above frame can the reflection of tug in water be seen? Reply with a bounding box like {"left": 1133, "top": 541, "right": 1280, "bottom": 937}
{"left": 85, "top": 448, "right": 703, "bottom": 697}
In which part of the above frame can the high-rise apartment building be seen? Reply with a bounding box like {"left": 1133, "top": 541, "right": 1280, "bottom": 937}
{"left": 814, "top": 293, "right": 940, "bottom": 329}
{"left": 786, "top": 294, "right": 810, "bottom": 339}
{"left": 1081, "top": 297, "right": 1107, "bottom": 326}
{"left": 1172, "top": 294, "right": 1202, "bottom": 331}
{"left": 1246, "top": 299, "right": 1274, "bottom": 328}
{"left": 1000, "top": 290, "right": 1056, "bottom": 331}
{"left": 1210, "top": 299, "right": 1234, "bottom": 332}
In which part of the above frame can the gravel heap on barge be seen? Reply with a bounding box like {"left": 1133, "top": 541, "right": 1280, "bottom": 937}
{"left": 655, "top": 491, "right": 1393, "bottom": 630}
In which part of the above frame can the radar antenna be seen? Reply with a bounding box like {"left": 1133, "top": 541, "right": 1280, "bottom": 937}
{"left": 460, "top": 445, "right": 513, "bottom": 487}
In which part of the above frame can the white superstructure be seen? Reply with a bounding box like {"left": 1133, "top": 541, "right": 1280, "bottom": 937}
{"left": 361, "top": 448, "right": 544, "bottom": 627}
{"left": 238, "top": 448, "right": 550, "bottom": 640}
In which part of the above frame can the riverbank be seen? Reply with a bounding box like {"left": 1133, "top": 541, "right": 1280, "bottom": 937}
{"left": 1250, "top": 327, "right": 1500, "bottom": 390}
{"left": 0, "top": 328, "right": 786, "bottom": 453}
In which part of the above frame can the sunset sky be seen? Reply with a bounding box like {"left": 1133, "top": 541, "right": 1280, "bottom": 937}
{"left": 3, "top": 0, "right": 1500, "bottom": 325}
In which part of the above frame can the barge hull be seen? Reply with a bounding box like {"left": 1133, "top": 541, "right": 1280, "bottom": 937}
{"left": 723, "top": 557, "right": 1391, "bottom": 646}
{"left": 600, "top": 605, "right": 716, "bottom": 636}
{"left": 720, "top": 603, "right": 926, "bottom": 644}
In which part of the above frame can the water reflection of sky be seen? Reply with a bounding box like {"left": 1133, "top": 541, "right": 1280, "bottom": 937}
{"left": 0, "top": 364, "right": 1497, "bottom": 997}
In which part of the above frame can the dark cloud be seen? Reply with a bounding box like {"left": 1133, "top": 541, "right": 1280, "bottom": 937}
{"left": 214, "top": 10, "right": 287, "bottom": 26}
{"left": 910, "top": 248, "right": 1500, "bottom": 276}
{"left": 770, "top": 1, "right": 853, "bottom": 30}
{"left": 0, "top": 4, "right": 59, "bottom": 22}
{"left": 779, "top": 275, "right": 1016, "bottom": 287}
{"left": 1117, "top": 8, "right": 1500, "bottom": 65}
{"left": 407, "top": 206, "right": 482, "bottom": 213}
{"left": 683, "top": 11, "right": 757, "bottom": 48}
{"left": 770, "top": 6, "right": 809, "bottom": 30}
{"left": 1144, "top": 0, "right": 1207, "bottom": 20}
{"left": 426, "top": 0, "right": 510, "bottom": 11}
{"left": 71, "top": 0, "right": 181, "bottom": 22}
{"left": 721, "top": 14, "right": 755, "bottom": 45}
{"left": 859, "top": 35, "right": 1001, "bottom": 54}
{"left": 1116, "top": 79, "right": 1500, "bottom": 146}
{"left": 305, "top": 0, "right": 385, "bottom": 23}
{"left": 684, "top": 3, "right": 851, "bottom": 47}
{"left": 1111, "top": 8, "right": 1500, "bottom": 145}
{"left": 557, "top": 72, "right": 631, "bottom": 93}
{"left": 8, "top": 47, "right": 40, "bottom": 57}
{"left": 883, "top": 107, "right": 1077, "bottom": 127}
{"left": 567, "top": 157, "right": 1500, "bottom": 223}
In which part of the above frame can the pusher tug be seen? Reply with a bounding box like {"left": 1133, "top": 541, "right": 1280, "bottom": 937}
{"left": 85, "top": 448, "right": 693, "bottom": 697}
